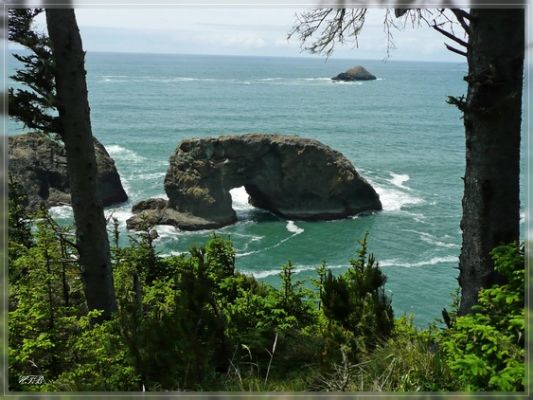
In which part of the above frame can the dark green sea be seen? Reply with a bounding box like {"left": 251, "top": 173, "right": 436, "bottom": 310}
{"left": 8, "top": 52, "right": 528, "bottom": 325}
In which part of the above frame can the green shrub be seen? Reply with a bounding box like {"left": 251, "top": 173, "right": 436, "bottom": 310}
{"left": 321, "top": 233, "right": 394, "bottom": 355}
{"left": 441, "top": 243, "right": 525, "bottom": 391}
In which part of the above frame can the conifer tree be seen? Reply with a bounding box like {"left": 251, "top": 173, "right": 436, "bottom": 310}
{"left": 321, "top": 234, "right": 393, "bottom": 349}
{"left": 8, "top": 8, "right": 117, "bottom": 319}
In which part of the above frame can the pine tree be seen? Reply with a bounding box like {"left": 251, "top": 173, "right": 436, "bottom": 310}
{"left": 9, "top": 8, "right": 118, "bottom": 319}
{"left": 321, "top": 234, "right": 393, "bottom": 350}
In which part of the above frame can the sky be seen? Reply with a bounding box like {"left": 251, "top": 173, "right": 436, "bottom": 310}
{"left": 26, "top": 6, "right": 469, "bottom": 62}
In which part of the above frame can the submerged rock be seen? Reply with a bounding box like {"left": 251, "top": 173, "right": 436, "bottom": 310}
{"left": 127, "top": 198, "right": 223, "bottom": 231}
{"left": 128, "top": 133, "right": 381, "bottom": 230}
{"left": 332, "top": 66, "right": 376, "bottom": 81}
{"left": 8, "top": 132, "right": 128, "bottom": 210}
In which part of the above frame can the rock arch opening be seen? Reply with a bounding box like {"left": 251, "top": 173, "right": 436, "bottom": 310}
{"left": 127, "top": 134, "right": 382, "bottom": 231}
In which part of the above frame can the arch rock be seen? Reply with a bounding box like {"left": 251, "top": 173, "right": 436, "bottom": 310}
{"left": 127, "top": 134, "right": 381, "bottom": 230}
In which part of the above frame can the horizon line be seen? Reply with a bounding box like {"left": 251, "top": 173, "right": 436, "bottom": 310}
{"left": 8, "top": 46, "right": 467, "bottom": 64}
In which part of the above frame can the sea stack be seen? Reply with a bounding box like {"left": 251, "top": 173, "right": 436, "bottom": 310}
{"left": 127, "top": 134, "right": 382, "bottom": 230}
{"left": 8, "top": 132, "right": 128, "bottom": 210}
{"left": 332, "top": 66, "right": 376, "bottom": 81}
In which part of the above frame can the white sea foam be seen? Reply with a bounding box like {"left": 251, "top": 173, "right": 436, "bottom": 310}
{"left": 49, "top": 204, "right": 132, "bottom": 228}
{"left": 419, "top": 235, "right": 460, "bottom": 249}
{"left": 236, "top": 250, "right": 260, "bottom": 258}
{"left": 388, "top": 172, "right": 410, "bottom": 190}
{"left": 101, "top": 75, "right": 130, "bottom": 79}
{"left": 229, "top": 232, "right": 264, "bottom": 241}
{"left": 372, "top": 185, "right": 424, "bottom": 212}
{"left": 170, "top": 77, "right": 197, "bottom": 82}
{"left": 106, "top": 145, "right": 145, "bottom": 163}
{"left": 153, "top": 225, "right": 180, "bottom": 238}
{"left": 263, "top": 77, "right": 363, "bottom": 86}
{"left": 160, "top": 250, "right": 187, "bottom": 257}
{"left": 230, "top": 186, "right": 252, "bottom": 210}
{"left": 120, "top": 176, "right": 131, "bottom": 196}
{"left": 286, "top": 220, "right": 304, "bottom": 234}
{"left": 230, "top": 186, "right": 256, "bottom": 220}
{"left": 332, "top": 80, "right": 363, "bottom": 85}
{"left": 243, "top": 263, "right": 345, "bottom": 279}
{"left": 302, "top": 77, "right": 332, "bottom": 82}
{"left": 137, "top": 171, "right": 166, "bottom": 180}
{"left": 105, "top": 208, "right": 133, "bottom": 228}
{"left": 236, "top": 222, "right": 304, "bottom": 258}
{"left": 380, "top": 255, "right": 458, "bottom": 268}
{"left": 49, "top": 205, "right": 73, "bottom": 219}
{"left": 405, "top": 229, "right": 460, "bottom": 249}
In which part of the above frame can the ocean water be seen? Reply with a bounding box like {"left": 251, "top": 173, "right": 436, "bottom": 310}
{"left": 8, "top": 52, "right": 528, "bottom": 326}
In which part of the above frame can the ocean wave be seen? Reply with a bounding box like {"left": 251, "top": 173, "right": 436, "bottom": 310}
{"left": 152, "top": 225, "right": 180, "bottom": 239}
{"left": 286, "top": 220, "right": 304, "bottom": 234}
{"left": 106, "top": 144, "right": 145, "bottom": 163}
{"left": 302, "top": 77, "right": 332, "bottom": 82}
{"left": 236, "top": 223, "right": 304, "bottom": 258}
{"left": 159, "top": 250, "right": 187, "bottom": 257}
{"left": 148, "top": 76, "right": 219, "bottom": 83}
{"left": 105, "top": 208, "right": 133, "bottom": 228}
{"left": 388, "top": 172, "right": 410, "bottom": 190}
{"left": 101, "top": 75, "right": 130, "bottom": 78}
{"left": 262, "top": 77, "right": 362, "bottom": 86}
{"left": 418, "top": 235, "right": 459, "bottom": 249}
{"left": 380, "top": 255, "right": 458, "bottom": 268}
{"left": 49, "top": 204, "right": 132, "bottom": 228}
{"left": 229, "top": 231, "right": 264, "bottom": 242}
{"left": 120, "top": 176, "right": 131, "bottom": 196}
{"left": 136, "top": 171, "right": 166, "bottom": 180}
{"left": 49, "top": 205, "right": 73, "bottom": 219}
{"left": 99, "top": 75, "right": 219, "bottom": 84}
{"left": 243, "top": 263, "right": 346, "bottom": 279}
{"left": 404, "top": 229, "right": 459, "bottom": 249}
{"left": 230, "top": 186, "right": 256, "bottom": 220}
{"left": 99, "top": 75, "right": 367, "bottom": 87}
{"left": 372, "top": 184, "right": 424, "bottom": 212}
{"left": 332, "top": 80, "right": 364, "bottom": 85}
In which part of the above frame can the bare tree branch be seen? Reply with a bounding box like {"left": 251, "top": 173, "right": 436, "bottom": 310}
{"left": 451, "top": 9, "right": 471, "bottom": 34}
{"left": 288, "top": 8, "right": 367, "bottom": 57}
{"left": 289, "top": 7, "right": 469, "bottom": 61}
{"left": 433, "top": 23, "right": 469, "bottom": 48}
{"left": 445, "top": 43, "right": 467, "bottom": 57}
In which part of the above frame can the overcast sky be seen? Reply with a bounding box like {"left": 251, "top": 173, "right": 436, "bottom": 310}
{"left": 24, "top": 6, "right": 471, "bottom": 62}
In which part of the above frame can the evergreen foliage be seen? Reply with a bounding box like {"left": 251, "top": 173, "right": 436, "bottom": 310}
{"left": 7, "top": 190, "right": 525, "bottom": 392}
{"left": 440, "top": 243, "right": 525, "bottom": 391}
{"left": 8, "top": 8, "right": 60, "bottom": 134}
{"left": 7, "top": 178, "right": 33, "bottom": 265}
{"left": 321, "top": 233, "right": 394, "bottom": 354}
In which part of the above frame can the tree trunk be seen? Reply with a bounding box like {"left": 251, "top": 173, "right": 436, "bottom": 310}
{"left": 458, "top": 9, "right": 524, "bottom": 314}
{"left": 46, "top": 8, "right": 117, "bottom": 319}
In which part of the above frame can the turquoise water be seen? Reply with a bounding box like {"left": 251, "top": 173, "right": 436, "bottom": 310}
{"left": 8, "top": 52, "right": 527, "bottom": 326}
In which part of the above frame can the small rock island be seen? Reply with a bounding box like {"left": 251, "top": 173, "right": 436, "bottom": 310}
{"left": 332, "top": 66, "right": 376, "bottom": 81}
{"left": 127, "top": 134, "right": 382, "bottom": 230}
{"left": 8, "top": 132, "right": 128, "bottom": 210}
